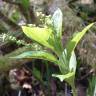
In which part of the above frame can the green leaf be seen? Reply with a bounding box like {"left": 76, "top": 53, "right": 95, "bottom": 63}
{"left": 66, "top": 23, "right": 94, "bottom": 60}
{"left": 69, "top": 51, "right": 77, "bottom": 72}
{"left": 52, "top": 8, "right": 63, "bottom": 55}
{"left": 58, "top": 49, "right": 69, "bottom": 74}
{"left": 52, "top": 72, "right": 75, "bottom": 82}
{"left": 32, "top": 67, "right": 43, "bottom": 82}
{"left": 52, "top": 8, "right": 62, "bottom": 40}
{"left": 12, "top": 51, "right": 58, "bottom": 64}
{"left": 87, "top": 77, "right": 96, "bottom": 96}
{"left": 58, "top": 50, "right": 76, "bottom": 74}
{"left": 22, "top": 26, "right": 54, "bottom": 50}
{"left": 21, "top": 0, "right": 30, "bottom": 11}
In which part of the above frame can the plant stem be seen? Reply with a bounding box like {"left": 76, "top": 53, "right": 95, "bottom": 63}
{"left": 71, "top": 84, "right": 77, "bottom": 96}
{"left": 65, "top": 83, "right": 68, "bottom": 96}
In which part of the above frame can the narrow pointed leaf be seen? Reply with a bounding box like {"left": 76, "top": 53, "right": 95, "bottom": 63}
{"left": 52, "top": 8, "right": 63, "bottom": 54}
{"left": 52, "top": 8, "right": 62, "bottom": 40}
{"left": 12, "top": 51, "right": 58, "bottom": 64}
{"left": 69, "top": 51, "right": 77, "bottom": 72}
{"left": 66, "top": 23, "right": 94, "bottom": 60}
{"left": 22, "top": 26, "right": 54, "bottom": 49}
{"left": 52, "top": 72, "right": 75, "bottom": 82}
{"left": 58, "top": 49, "right": 69, "bottom": 74}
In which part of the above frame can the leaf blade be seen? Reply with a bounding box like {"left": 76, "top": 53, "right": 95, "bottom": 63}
{"left": 52, "top": 72, "right": 75, "bottom": 82}
{"left": 32, "top": 67, "right": 43, "bottom": 82}
{"left": 12, "top": 51, "right": 58, "bottom": 64}
{"left": 66, "top": 23, "right": 94, "bottom": 60}
{"left": 52, "top": 8, "right": 63, "bottom": 55}
{"left": 22, "top": 26, "right": 54, "bottom": 49}
{"left": 69, "top": 51, "right": 77, "bottom": 72}
{"left": 52, "top": 8, "right": 62, "bottom": 40}
{"left": 21, "top": 0, "right": 30, "bottom": 11}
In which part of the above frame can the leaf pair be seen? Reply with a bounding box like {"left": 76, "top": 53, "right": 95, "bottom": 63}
{"left": 17, "top": 9, "right": 63, "bottom": 66}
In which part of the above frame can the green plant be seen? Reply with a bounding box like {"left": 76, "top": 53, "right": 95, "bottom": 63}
{"left": 87, "top": 76, "right": 96, "bottom": 96}
{"left": 13, "top": 9, "right": 94, "bottom": 96}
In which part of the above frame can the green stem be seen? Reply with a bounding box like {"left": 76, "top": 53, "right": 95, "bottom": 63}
{"left": 71, "top": 82, "right": 77, "bottom": 96}
{"left": 66, "top": 75, "right": 77, "bottom": 96}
